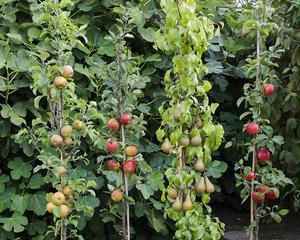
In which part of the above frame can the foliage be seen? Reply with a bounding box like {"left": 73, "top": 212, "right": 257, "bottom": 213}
{"left": 0, "top": 0, "right": 299, "bottom": 239}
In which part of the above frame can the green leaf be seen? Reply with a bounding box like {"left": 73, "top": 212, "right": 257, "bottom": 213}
{"left": 139, "top": 27, "right": 156, "bottom": 42}
{"left": 136, "top": 184, "right": 153, "bottom": 199}
{"left": 8, "top": 158, "right": 32, "bottom": 180}
{"left": 0, "top": 213, "right": 28, "bottom": 233}
{"left": 278, "top": 209, "right": 289, "bottom": 216}
{"left": 29, "top": 174, "right": 44, "bottom": 189}
{"left": 10, "top": 194, "right": 30, "bottom": 215}
{"left": 7, "top": 33, "right": 22, "bottom": 44}
{"left": 206, "top": 161, "right": 228, "bottom": 178}
{"left": 0, "top": 175, "right": 9, "bottom": 193}
{"left": 27, "top": 191, "right": 47, "bottom": 216}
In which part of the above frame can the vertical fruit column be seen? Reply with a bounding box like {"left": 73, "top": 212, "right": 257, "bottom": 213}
{"left": 156, "top": 0, "right": 225, "bottom": 239}
{"left": 235, "top": 1, "right": 293, "bottom": 240}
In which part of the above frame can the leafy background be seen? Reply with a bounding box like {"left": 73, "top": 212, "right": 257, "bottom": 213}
{"left": 0, "top": 0, "right": 299, "bottom": 239}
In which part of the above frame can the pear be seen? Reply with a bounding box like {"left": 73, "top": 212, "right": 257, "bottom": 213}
{"left": 182, "top": 194, "right": 193, "bottom": 211}
{"left": 173, "top": 105, "right": 181, "bottom": 122}
{"left": 195, "top": 177, "right": 206, "bottom": 193}
{"left": 194, "top": 159, "right": 205, "bottom": 172}
{"left": 180, "top": 136, "right": 190, "bottom": 147}
{"left": 191, "top": 135, "right": 202, "bottom": 146}
{"left": 172, "top": 196, "right": 182, "bottom": 212}
{"left": 196, "top": 120, "right": 204, "bottom": 128}
{"left": 161, "top": 138, "right": 172, "bottom": 153}
{"left": 204, "top": 176, "right": 215, "bottom": 193}
{"left": 193, "top": 74, "right": 199, "bottom": 85}
{"left": 168, "top": 188, "right": 178, "bottom": 199}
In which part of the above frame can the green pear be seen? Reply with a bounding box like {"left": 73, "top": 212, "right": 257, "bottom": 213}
{"left": 172, "top": 196, "right": 182, "bottom": 212}
{"left": 161, "top": 138, "right": 172, "bottom": 153}
{"left": 168, "top": 188, "right": 178, "bottom": 199}
{"left": 173, "top": 104, "right": 181, "bottom": 122}
{"left": 191, "top": 135, "right": 202, "bottom": 146}
{"left": 182, "top": 194, "right": 193, "bottom": 211}
{"left": 180, "top": 135, "right": 190, "bottom": 147}
{"left": 204, "top": 176, "right": 215, "bottom": 193}
{"left": 194, "top": 159, "right": 205, "bottom": 172}
{"left": 195, "top": 177, "right": 206, "bottom": 193}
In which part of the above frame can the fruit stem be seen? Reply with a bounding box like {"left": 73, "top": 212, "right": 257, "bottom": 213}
{"left": 121, "top": 124, "right": 130, "bottom": 240}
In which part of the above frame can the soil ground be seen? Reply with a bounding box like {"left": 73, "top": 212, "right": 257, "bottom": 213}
{"left": 214, "top": 206, "right": 300, "bottom": 240}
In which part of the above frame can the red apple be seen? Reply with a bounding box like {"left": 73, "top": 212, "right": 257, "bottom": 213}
{"left": 107, "top": 118, "right": 119, "bottom": 131}
{"left": 120, "top": 113, "right": 132, "bottom": 126}
{"left": 257, "top": 148, "right": 271, "bottom": 161}
{"left": 258, "top": 185, "right": 269, "bottom": 194}
{"left": 246, "top": 122, "right": 260, "bottom": 135}
{"left": 267, "top": 187, "right": 279, "bottom": 200}
{"left": 106, "top": 140, "right": 120, "bottom": 153}
{"left": 125, "top": 145, "right": 139, "bottom": 157}
{"left": 246, "top": 171, "right": 255, "bottom": 181}
{"left": 107, "top": 160, "right": 120, "bottom": 171}
{"left": 263, "top": 83, "right": 275, "bottom": 96}
{"left": 122, "top": 159, "right": 136, "bottom": 174}
{"left": 252, "top": 192, "right": 265, "bottom": 203}
{"left": 111, "top": 189, "right": 123, "bottom": 202}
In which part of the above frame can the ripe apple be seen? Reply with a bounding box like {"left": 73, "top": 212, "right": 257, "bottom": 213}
{"left": 107, "top": 118, "right": 119, "bottom": 131}
{"left": 120, "top": 113, "right": 132, "bottom": 126}
{"left": 263, "top": 83, "right": 275, "bottom": 96}
{"left": 267, "top": 187, "right": 279, "bottom": 200}
{"left": 111, "top": 189, "right": 123, "bottom": 202}
{"left": 51, "top": 134, "right": 63, "bottom": 147}
{"left": 56, "top": 166, "right": 66, "bottom": 177}
{"left": 54, "top": 76, "right": 68, "bottom": 89}
{"left": 61, "top": 125, "right": 73, "bottom": 137}
{"left": 59, "top": 204, "right": 69, "bottom": 218}
{"left": 246, "top": 122, "right": 260, "bottom": 135}
{"left": 246, "top": 171, "right": 255, "bottom": 181}
{"left": 257, "top": 148, "right": 271, "bottom": 161}
{"left": 252, "top": 192, "right": 265, "bottom": 203}
{"left": 62, "top": 65, "right": 74, "bottom": 78}
{"left": 107, "top": 160, "right": 120, "bottom": 171}
{"left": 64, "top": 137, "right": 73, "bottom": 146}
{"left": 258, "top": 185, "right": 269, "bottom": 194}
{"left": 106, "top": 140, "right": 120, "bottom": 153}
{"left": 73, "top": 120, "right": 84, "bottom": 131}
{"left": 46, "top": 202, "right": 56, "bottom": 213}
{"left": 122, "top": 159, "right": 136, "bottom": 174}
{"left": 62, "top": 186, "right": 72, "bottom": 196}
{"left": 125, "top": 145, "right": 139, "bottom": 157}
{"left": 51, "top": 192, "right": 65, "bottom": 206}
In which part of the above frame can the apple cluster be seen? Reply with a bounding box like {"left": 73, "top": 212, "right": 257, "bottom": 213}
{"left": 105, "top": 113, "right": 139, "bottom": 202}
{"left": 46, "top": 65, "right": 85, "bottom": 219}
{"left": 244, "top": 84, "right": 279, "bottom": 202}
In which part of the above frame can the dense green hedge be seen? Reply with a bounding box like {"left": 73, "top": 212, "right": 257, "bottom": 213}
{"left": 0, "top": 0, "right": 299, "bottom": 239}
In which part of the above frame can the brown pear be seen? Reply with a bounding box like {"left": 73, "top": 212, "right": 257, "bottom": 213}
{"left": 196, "top": 120, "right": 204, "bottom": 128}
{"left": 172, "top": 196, "right": 182, "bottom": 212}
{"left": 191, "top": 135, "right": 202, "bottom": 146}
{"left": 182, "top": 194, "right": 193, "bottom": 211}
{"left": 204, "top": 176, "right": 215, "bottom": 193}
{"left": 168, "top": 188, "right": 178, "bottom": 199}
{"left": 173, "top": 105, "right": 181, "bottom": 122}
{"left": 194, "top": 159, "right": 205, "bottom": 172}
{"left": 161, "top": 138, "right": 172, "bottom": 153}
{"left": 195, "top": 177, "right": 206, "bottom": 193}
{"left": 180, "top": 136, "right": 190, "bottom": 147}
